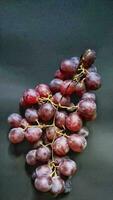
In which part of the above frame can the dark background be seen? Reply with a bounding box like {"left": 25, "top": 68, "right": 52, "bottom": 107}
{"left": 0, "top": 0, "right": 113, "bottom": 200}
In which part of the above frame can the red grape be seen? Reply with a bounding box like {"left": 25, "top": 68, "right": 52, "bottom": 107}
{"left": 78, "top": 99, "right": 96, "bottom": 120}
{"left": 22, "top": 89, "right": 39, "bottom": 106}
{"left": 81, "top": 49, "right": 96, "bottom": 68}
{"left": 8, "top": 128, "right": 24, "bottom": 144}
{"left": 26, "top": 150, "right": 37, "bottom": 165}
{"left": 8, "top": 113, "right": 22, "bottom": 128}
{"left": 35, "top": 165, "right": 52, "bottom": 178}
{"left": 54, "top": 69, "right": 66, "bottom": 80}
{"left": 25, "top": 127, "right": 42, "bottom": 143}
{"left": 35, "top": 84, "right": 51, "bottom": 98}
{"left": 75, "top": 81, "right": 86, "bottom": 97}
{"left": 59, "top": 159, "right": 77, "bottom": 176}
{"left": 81, "top": 92, "right": 96, "bottom": 101}
{"left": 49, "top": 79, "right": 63, "bottom": 93}
{"left": 36, "top": 146, "right": 51, "bottom": 163}
{"left": 25, "top": 108, "right": 38, "bottom": 123}
{"left": 53, "top": 136, "right": 69, "bottom": 156}
{"left": 60, "top": 80, "right": 76, "bottom": 96}
{"left": 34, "top": 176, "right": 52, "bottom": 192}
{"left": 66, "top": 112, "right": 82, "bottom": 132}
{"left": 52, "top": 92, "right": 70, "bottom": 106}
{"left": 60, "top": 59, "right": 76, "bottom": 77}
{"left": 38, "top": 103, "right": 55, "bottom": 122}
{"left": 68, "top": 134, "right": 87, "bottom": 152}
{"left": 85, "top": 72, "right": 101, "bottom": 90}
{"left": 51, "top": 176, "right": 65, "bottom": 195}
{"left": 46, "top": 126, "right": 59, "bottom": 141}
{"left": 55, "top": 111, "right": 67, "bottom": 129}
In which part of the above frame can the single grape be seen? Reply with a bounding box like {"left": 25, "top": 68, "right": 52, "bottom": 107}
{"left": 52, "top": 92, "right": 70, "bottom": 106}
{"left": 88, "top": 65, "right": 97, "bottom": 72}
{"left": 81, "top": 92, "right": 96, "bottom": 101}
{"left": 49, "top": 79, "right": 63, "bottom": 93}
{"left": 55, "top": 111, "right": 67, "bottom": 129}
{"left": 59, "top": 159, "right": 77, "bottom": 176}
{"left": 34, "top": 176, "right": 52, "bottom": 192}
{"left": 8, "top": 128, "right": 24, "bottom": 144}
{"left": 51, "top": 176, "right": 65, "bottom": 195}
{"left": 25, "top": 108, "right": 38, "bottom": 123}
{"left": 8, "top": 113, "right": 22, "bottom": 128}
{"left": 60, "top": 59, "right": 77, "bottom": 77}
{"left": 81, "top": 49, "right": 96, "bottom": 68}
{"left": 60, "top": 80, "right": 76, "bottom": 96}
{"left": 25, "top": 127, "right": 42, "bottom": 143}
{"left": 68, "top": 134, "right": 87, "bottom": 152}
{"left": 46, "top": 126, "right": 59, "bottom": 141}
{"left": 20, "top": 118, "right": 29, "bottom": 128}
{"left": 35, "top": 165, "right": 52, "bottom": 178}
{"left": 26, "top": 150, "right": 37, "bottom": 165}
{"left": 22, "top": 89, "right": 39, "bottom": 106}
{"left": 77, "top": 99, "right": 96, "bottom": 120}
{"left": 35, "top": 84, "right": 51, "bottom": 98}
{"left": 75, "top": 81, "right": 86, "bottom": 97}
{"left": 53, "top": 136, "right": 69, "bottom": 156}
{"left": 36, "top": 146, "right": 51, "bottom": 163}
{"left": 38, "top": 103, "right": 55, "bottom": 122}
{"left": 66, "top": 112, "right": 82, "bottom": 132}
{"left": 85, "top": 72, "right": 101, "bottom": 90}
{"left": 54, "top": 69, "right": 66, "bottom": 80}
{"left": 78, "top": 127, "right": 89, "bottom": 138}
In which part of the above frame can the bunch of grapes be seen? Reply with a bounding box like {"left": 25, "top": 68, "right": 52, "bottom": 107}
{"left": 8, "top": 49, "right": 101, "bottom": 196}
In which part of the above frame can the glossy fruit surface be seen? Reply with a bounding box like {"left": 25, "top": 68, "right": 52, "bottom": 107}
{"left": 8, "top": 128, "right": 24, "bottom": 144}
{"left": 68, "top": 134, "right": 87, "bottom": 152}
{"left": 66, "top": 112, "right": 82, "bottom": 132}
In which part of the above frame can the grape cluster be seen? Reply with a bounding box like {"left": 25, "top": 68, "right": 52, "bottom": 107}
{"left": 8, "top": 49, "right": 101, "bottom": 196}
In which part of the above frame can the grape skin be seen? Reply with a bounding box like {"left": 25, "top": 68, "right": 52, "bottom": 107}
{"left": 26, "top": 150, "right": 37, "bottom": 165}
{"left": 34, "top": 176, "right": 52, "bottom": 192}
{"left": 36, "top": 146, "right": 51, "bottom": 163}
{"left": 68, "top": 134, "right": 87, "bottom": 152}
{"left": 53, "top": 136, "right": 69, "bottom": 156}
{"left": 59, "top": 159, "right": 77, "bottom": 176}
{"left": 25, "top": 127, "right": 42, "bottom": 143}
{"left": 8, "top": 113, "right": 22, "bottom": 128}
{"left": 8, "top": 128, "right": 24, "bottom": 144}
{"left": 51, "top": 176, "right": 65, "bottom": 195}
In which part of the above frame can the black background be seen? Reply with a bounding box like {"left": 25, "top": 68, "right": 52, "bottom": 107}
{"left": 0, "top": 1, "right": 113, "bottom": 200}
